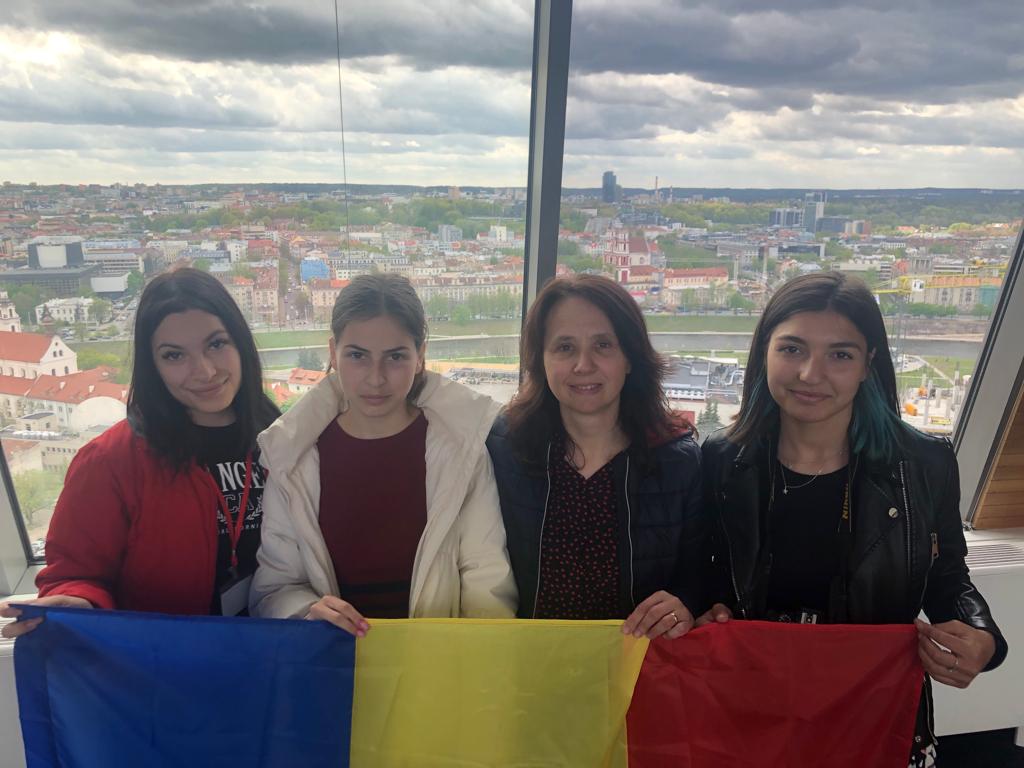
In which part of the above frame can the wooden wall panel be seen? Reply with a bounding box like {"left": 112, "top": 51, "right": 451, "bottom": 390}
{"left": 972, "top": 384, "right": 1024, "bottom": 529}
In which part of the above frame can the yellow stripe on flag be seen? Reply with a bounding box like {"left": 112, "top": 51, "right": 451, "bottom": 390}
{"left": 352, "top": 619, "right": 649, "bottom": 767}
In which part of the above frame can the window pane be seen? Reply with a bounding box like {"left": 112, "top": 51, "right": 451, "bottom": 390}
{"left": 558, "top": 0, "right": 1024, "bottom": 439}
{"left": 0, "top": 1, "right": 533, "bottom": 561}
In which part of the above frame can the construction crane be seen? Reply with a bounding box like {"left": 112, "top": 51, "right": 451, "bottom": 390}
{"left": 873, "top": 282, "right": 913, "bottom": 381}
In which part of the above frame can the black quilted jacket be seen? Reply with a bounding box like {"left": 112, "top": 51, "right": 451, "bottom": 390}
{"left": 487, "top": 414, "right": 707, "bottom": 620}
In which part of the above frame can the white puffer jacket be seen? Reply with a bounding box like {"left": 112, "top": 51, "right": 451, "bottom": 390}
{"left": 250, "top": 370, "right": 518, "bottom": 620}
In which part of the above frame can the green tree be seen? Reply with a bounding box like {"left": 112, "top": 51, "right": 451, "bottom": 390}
{"left": 560, "top": 251, "right": 605, "bottom": 274}
{"left": 467, "top": 293, "right": 489, "bottom": 319}
{"left": 1, "top": 283, "right": 51, "bottom": 325}
{"left": 906, "top": 302, "right": 958, "bottom": 318}
{"left": 296, "top": 348, "right": 322, "bottom": 371}
{"left": 88, "top": 298, "right": 113, "bottom": 324}
{"left": 823, "top": 239, "right": 853, "bottom": 260}
{"left": 292, "top": 291, "right": 312, "bottom": 320}
{"left": 559, "top": 209, "right": 589, "bottom": 233}
{"left": 678, "top": 288, "right": 700, "bottom": 310}
{"left": 727, "top": 291, "right": 756, "bottom": 311}
{"left": 193, "top": 258, "right": 211, "bottom": 272}
{"left": 425, "top": 294, "right": 451, "bottom": 320}
{"left": 126, "top": 270, "right": 145, "bottom": 295}
{"left": 558, "top": 240, "right": 582, "bottom": 257}
{"left": 76, "top": 349, "right": 125, "bottom": 371}
{"left": 278, "top": 258, "right": 289, "bottom": 297}
{"left": 696, "top": 401, "right": 724, "bottom": 442}
{"left": 451, "top": 303, "right": 472, "bottom": 326}
{"left": 657, "top": 237, "right": 718, "bottom": 268}
{"left": 13, "top": 469, "right": 65, "bottom": 527}
{"left": 494, "top": 289, "right": 518, "bottom": 318}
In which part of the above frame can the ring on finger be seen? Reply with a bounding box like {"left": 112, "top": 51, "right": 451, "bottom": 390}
{"left": 668, "top": 611, "right": 679, "bottom": 625}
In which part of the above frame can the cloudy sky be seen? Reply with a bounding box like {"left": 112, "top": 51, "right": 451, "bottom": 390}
{"left": 2, "top": 0, "right": 1023, "bottom": 188}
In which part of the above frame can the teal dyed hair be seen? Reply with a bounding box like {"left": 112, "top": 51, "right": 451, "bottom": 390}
{"left": 729, "top": 371, "right": 779, "bottom": 438}
{"left": 729, "top": 271, "right": 908, "bottom": 463}
{"left": 849, "top": 367, "right": 909, "bottom": 463}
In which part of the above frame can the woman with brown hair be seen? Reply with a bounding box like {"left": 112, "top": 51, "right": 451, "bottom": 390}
{"left": 487, "top": 274, "right": 706, "bottom": 637}
{"left": 699, "top": 271, "right": 1006, "bottom": 766}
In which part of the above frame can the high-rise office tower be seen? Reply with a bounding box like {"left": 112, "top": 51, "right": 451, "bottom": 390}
{"left": 803, "top": 192, "right": 826, "bottom": 233}
{"left": 602, "top": 171, "right": 617, "bottom": 203}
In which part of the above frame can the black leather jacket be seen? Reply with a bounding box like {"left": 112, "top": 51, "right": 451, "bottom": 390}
{"left": 487, "top": 415, "right": 706, "bottom": 620}
{"left": 702, "top": 427, "right": 1008, "bottom": 670}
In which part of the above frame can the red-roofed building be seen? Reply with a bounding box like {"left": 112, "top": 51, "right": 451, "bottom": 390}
{"left": 288, "top": 367, "right": 326, "bottom": 395}
{"left": 603, "top": 231, "right": 651, "bottom": 269}
{"left": 663, "top": 267, "right": 729, "bottom": 289}
{"left": 309, "top": 278, "right": 351, "bottom": 323}
{"left": 3, "top": 438, "right": 43, "bottom": 474}
{"left": 222, "top": 275, "right": 255, "bottom": 321}
{"left": 0, "top": 331, "right": 77, "bottom": 379}
{"left": 662, "top": 268, "right": 731, "bottom": 310}
{"left": 0, "top": 375, "right": 34, "bottom": 418}
{"left": 266, "top": 383, "right": 294, "bottom": 407}
{"left": 246, "top": 238, "right": 279, "bottom": 260}
{"left": 20, "top": 367, "right": 127, "bottom": 430}
{"left": 253, "top": 267, "right": 280, "bottom": 324}
{"left": 621, "top": 265, "right": 662, "bottom": 288}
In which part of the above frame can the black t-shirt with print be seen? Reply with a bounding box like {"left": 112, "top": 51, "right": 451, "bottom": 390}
{"left": 195, "top": 422, "right": 266, "bottom": 614}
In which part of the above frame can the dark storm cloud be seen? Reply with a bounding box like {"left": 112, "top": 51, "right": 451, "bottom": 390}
{"left": 6, "top": 0, "right": 1021, "bottom": 106}
{"left": 567, "top": 1, "right": 1024, "bottom": 104}
{"left": 2, "top": 0, "right": 534, "bottom": 69}
{"left": 3, "top": 0, "right": 1023, "bottom": 157}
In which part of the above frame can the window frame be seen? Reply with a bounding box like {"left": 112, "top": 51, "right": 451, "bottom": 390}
{"left": 1, "top": 0, "right": 1021, "bottom": 592}
{"left": 0, "top": 444, "right": 38, "bottom": 593}
{"left": 953, "top": 223, "right": 1024, "bottom": 522}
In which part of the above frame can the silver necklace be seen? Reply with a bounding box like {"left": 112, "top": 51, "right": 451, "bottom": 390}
{"left": 778, "top": 461, "right": 825, "bottom": 494}
{"left": 778, "top": 448, "right": 847, "bottom": 495}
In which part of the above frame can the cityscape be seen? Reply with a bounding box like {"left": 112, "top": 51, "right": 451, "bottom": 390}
{"left": 0, "top": 178, "right": 1021, "bottom": 551}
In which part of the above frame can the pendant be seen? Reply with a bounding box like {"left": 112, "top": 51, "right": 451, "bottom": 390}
{"left": 783, "top": 487, "right": 788, "bottom": 495}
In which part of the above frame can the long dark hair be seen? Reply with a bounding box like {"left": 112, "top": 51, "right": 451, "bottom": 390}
{"left": 505, "top": 274, "right": 681, "bottom": 461}
{"left": 730, "top": 271, "right": 907, "bottom": 462}
{"left": 330, "top": 274, "right": 428, "bottom": 402}
{"left": 127, "top": 267, "right": 279, "bottom": 469}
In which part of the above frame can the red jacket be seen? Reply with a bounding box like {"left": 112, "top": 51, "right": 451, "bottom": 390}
{"left": 37, "top": 420, "right": 223, "bottom": 614}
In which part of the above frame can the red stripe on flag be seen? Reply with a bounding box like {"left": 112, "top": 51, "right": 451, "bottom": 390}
{"left": 626, "top": 621, "right": 923, "bottom": 768}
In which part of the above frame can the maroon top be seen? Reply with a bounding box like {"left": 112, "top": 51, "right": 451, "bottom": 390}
{"left": 317, "top": 412, "right": 428, "bottom": 618}
{"left": 534, "top": 450, "right": 621, "bottom": 619}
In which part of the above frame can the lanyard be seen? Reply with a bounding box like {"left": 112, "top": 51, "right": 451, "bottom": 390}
{"left": 211, "top": 453, "right": 253, "bottom": 570}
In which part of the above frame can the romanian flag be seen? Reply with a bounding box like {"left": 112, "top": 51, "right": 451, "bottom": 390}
{"left": 14, "top": 607, "right": 922, "bottom": 768}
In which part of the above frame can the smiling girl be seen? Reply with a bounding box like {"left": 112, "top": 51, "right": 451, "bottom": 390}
{"left": 250, "top": 273, "right": 516, "bottom": 632}
{"left": 700, "top": 271, "right": 1007, "bottom": 766}
{"left": 1, "top": 268, "right": 280, "bottom": 636}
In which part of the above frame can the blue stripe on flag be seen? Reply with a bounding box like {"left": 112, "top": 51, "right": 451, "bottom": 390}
{"left": 14, "top": 606, "right": 354, "bottom": 768}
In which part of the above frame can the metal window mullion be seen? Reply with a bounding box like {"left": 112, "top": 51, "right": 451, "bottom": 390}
{"left": 0, "top": 446, "right": 34, "bottom": 596}
{"left": 521, "top": 0, "right": 572, "bottom": 319}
